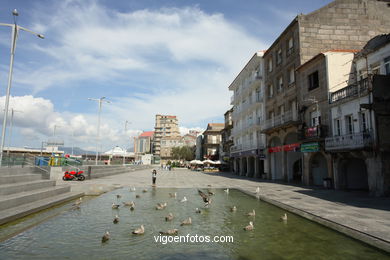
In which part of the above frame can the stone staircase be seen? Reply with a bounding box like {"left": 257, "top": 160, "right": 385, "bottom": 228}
{"left": 0, "top": 167, "right": 83, "bottom": 225}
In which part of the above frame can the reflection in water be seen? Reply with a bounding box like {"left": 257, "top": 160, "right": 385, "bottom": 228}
{"left": 0, "top": 188, "right": 389, "bottom": 260}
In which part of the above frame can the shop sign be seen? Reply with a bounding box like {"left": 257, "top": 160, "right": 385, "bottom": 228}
{"left": 259, "top": 154, "right": 266, "bottom": 159}
{"left": 283, "top": 143, "right": 300, "bottom": 152}
{"left": 268, "top": 146, "right": 282, "bottom": 153}
{"left": 300, "top": 142, "right": 319, "bottom": 152}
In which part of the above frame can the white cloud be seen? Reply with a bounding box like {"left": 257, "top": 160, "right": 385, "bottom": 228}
{"left": 0, "top": 1, "right": 267, "bottom": 150}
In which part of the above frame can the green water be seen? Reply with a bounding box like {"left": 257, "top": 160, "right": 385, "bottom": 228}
{"left": 0, "top": 188, "right": 388, "bottom": 260}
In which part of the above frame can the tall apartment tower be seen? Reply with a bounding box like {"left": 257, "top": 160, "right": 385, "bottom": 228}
{"left": 153, "top": 115, "right": 180, "bottom": 158}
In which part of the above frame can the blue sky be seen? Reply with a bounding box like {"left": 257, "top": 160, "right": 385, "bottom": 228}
{"left": 0, "top": 0, "right": 332, "bottom": 152}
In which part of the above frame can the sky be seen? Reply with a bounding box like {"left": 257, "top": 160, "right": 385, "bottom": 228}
{"left": 0, "top": 0, "right": 332, "bottom": 152}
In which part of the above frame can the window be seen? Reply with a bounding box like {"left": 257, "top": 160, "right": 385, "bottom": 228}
{"left": 279, "top": 105, "right": 285, "bottom": 115}
{"left": 308, "top": 71, "right": 319, "bottom": 91}
{"left": 268, "top": 58, "right": 273, "bottom": 72}
{"left": 360, "top": 112, "right": 367, "bottom": 132}
{"left": 384, "top": 56, "right": 390, "bottom": 75}
{"left": 277, "top": 49, "right": 282, "bottom": 65}
{"left": 269, "top": 84, "right": 274, "bottom": 98}
{"left": 256, "top": 88, "right": 261, "bottom": 102}
{"left": 278, "top": 76, "right": 283, "bottom": 92}
{"left": 310, "top": 110, "right": 321, "bottom": 127}
{"left": 345, "top": 115, "right": 353, "bottom": 134}
{"left": 334, "top": 119, "right": 341, "bottom": 136}
{"left": 289, "top": 67, "right": 295, "bottom": 84}
{"left": 287, "top": 37, "right": 294, "bottom": 56}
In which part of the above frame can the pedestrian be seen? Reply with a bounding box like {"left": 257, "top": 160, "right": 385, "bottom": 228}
{"left": 152, "top": 169, "right": 157, "bottom": 186}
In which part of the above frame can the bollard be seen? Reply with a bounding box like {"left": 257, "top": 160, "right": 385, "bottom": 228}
{"left": 87, "top": 166, "right": 92, "bottom": 180}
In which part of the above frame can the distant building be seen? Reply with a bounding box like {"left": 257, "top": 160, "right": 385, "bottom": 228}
{"left": 153, "top": 115, "right": 180, "bottom": 160}
{"left": 202, "top": 123, "right": 224, "bottom": 160}
{"left": 220, "top": 108, "right": 233, "bottom": 170}
{"left": 134, "top": 131, "right": 154, "bottom": 160}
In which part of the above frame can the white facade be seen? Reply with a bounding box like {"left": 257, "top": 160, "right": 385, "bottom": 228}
{"left": 229, "top": 52, "right": 266, "bottom": 154}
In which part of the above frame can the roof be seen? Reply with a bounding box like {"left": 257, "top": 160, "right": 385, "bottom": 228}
{"left": 356, "top": 33, "right": 390, "bottom": 58}
{"left": 139, "top": 131, "right": 154, "bottom": 137}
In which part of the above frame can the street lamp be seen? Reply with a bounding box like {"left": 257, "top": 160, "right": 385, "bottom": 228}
{"left": 7, "top": 108, "right": 22, "bottom": 154}
{"left": 88, "top": 97, "right": 111, "bottom": 165}
{"left": 0, "top": 9, "right": 44, "bottom": 166}
{"left": 123, "top": 120, "right": 131, "bottom": 165}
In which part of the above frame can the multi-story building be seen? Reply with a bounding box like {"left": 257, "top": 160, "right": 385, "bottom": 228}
{"left": 133, "top": 131, "right": 154, "bottom": 160}
{"left": 229, "top": 51, "right": 266, "bottom": 178}
{"left": 296, "top": 50, "right": 357, "bottom": 185}
{"left": 153, "top": 114, "right": 180, "bottom": 159}
{"left": 202, "top": 123, "right": 224, "bottom": 160}
{"left": 325, "top": 34, "right": 390, "bottom": 196}
{"left": 220, "top": 108, "right": 233, "bottom": 170}
{"left": 263, "top": 0, "right": 390, "bottom": 182}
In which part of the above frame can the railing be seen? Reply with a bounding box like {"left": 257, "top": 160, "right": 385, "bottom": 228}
{"left": 230, "top": 142, "right": 265, "bottom": 153}
{"left": 325, "top": 132, "right": 373, "bottom": 151}
{"left": 263, "top": 110, "right": 298, "bottom": 131}
{"left": 329, "top": 78, "right": 369, "bottom": 103}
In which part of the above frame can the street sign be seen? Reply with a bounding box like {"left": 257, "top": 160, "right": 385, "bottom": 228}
{"left": 300, "top": 142, "right": 319, "bottom": 152}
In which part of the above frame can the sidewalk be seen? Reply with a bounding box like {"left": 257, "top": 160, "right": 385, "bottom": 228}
{"left": 58, "top": 167, "right": 390, "bottom": 252}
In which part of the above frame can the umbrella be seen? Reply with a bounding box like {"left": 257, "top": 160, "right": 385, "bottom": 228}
{"left": 203, "top": 159, "right": 216, "bottom": 164}
{"left": 195, "top": 160, "right": 204, "bottom": 165}
{"left": 214, "top": 160, "right": 222, "bottom": 164}
{"left": 190, "top": 160, "right": 198, "bottom": 164}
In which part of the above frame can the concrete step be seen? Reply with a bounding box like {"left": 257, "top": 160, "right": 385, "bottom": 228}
{"left": 0, "top": 180, "right": 56, "bottom": 196}
{"left": 0, "top": 191, "right": 84, "bottom": 225}
{"left": 0, "top": 174, "right": 42, "bottom": 185}
{"left": 0, "top": 185, "right": 71, "bottom": 211}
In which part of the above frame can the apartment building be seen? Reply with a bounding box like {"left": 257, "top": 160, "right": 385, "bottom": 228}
{"left": 202, "top": 123, "right": 224, "bottom": 160}
{"left": 325, "top": 34, "right": 390, "bottom": 196}
{"left": 229, "top": 51, "right": 266, "bottom": 178}
{"left": 220, "top": 108, "right": 233, "bottom": 170}
{"left": 133, "top": 131, "right": 154, "bottom": 160}
{"left": 153, "top": 114, "right": 180, "bottom": 159}
{"left": 296, "top": 50, "right": 356, "bottom": 185}
{"left": 263, "top": 0, "right": 390, "bottom": 182}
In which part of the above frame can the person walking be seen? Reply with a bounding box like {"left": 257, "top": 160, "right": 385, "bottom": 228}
{"left": 152, "top": 169, "right": 157, "bottom": 186}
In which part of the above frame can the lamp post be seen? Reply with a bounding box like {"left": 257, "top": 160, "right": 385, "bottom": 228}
{"left": 7, "top": 108, "right": 22, "bottom": 154}
{"left": 88, "top": 97, "right": 111, "bottom": 165}
{"left": 0, "top": 9, "right": 44, "bottom": 166}
{"left": 123, "top": 120, "right": 131, "bottom": 165}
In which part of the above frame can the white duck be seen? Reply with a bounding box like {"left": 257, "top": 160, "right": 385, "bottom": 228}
{"left": 132, "top": 225, "right": 145, "bottom": 235}
{"left": 244, "top": 221, "right": 254, "bottom": 231}
{"left": 280, "top": 213, "right": 288, "bottom": 222}
{"left": 180, "top": 217, "right": 192, "bottom": 226}
{"left": 246, "top": 209, "right": 255, "bottom": 217}
{"left": 180, "top": 196, "right": 187, "bottom": 202}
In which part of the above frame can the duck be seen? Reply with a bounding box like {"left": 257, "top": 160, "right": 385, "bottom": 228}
{"left": 169, "top": 192, "right": 177, "bottom": 198}
{"left": 159, "top": 229, "right": 178, "bottom": 235}
{"left": 180, "top": 217, "right": 192, "bottom": 226}
{"left": 180, "top": 196, "right": 187, "bottom": 202}
{"left": 207, "top": 190, "right": 215, "bottom": 196}
{"left": 130, "top": 205, "right": 135, "bottom": 211}
{"left": 156, "top": 202, "right": 167, "bottom": 210}
{"left": 255, "top": 187, "right": 260, "bottom": 194}
{"left": 123, "top": 201, "right": 135, "bottom": 207}
{"left": 195, "top": 208, "right": 201, "bottom": 214}
{"left": 113, "top": 215, "right": 119, "bottom": 224}
{"left": 244, "top": 221, "right": 254, "bottom": 231}
{"left": 230, "top": 206, "right": 237, "bottom": 212}
{"left": 142, "top": 189, "right": 148, "bottom": 193}
{"left": 224, "top": 188, "right": 229, "bottom": 194}
{"left": 112, "top": 203, "right": 120, "bottom": 209}
{"left": 280, "top": 213, "right": 288, "bottom": 222}
{"left": 198, "top": 190, "right": 212, "bottom": 207}
{"left": 132, "top": 225, "right": 145, "bottom": 235}
{"left": 135, "top": 195, "right": 141, "bottom": 198}
{"left": 116, "top": 194, "right": 122, "bottom": 199}
{"left": 72, "top": 197, "right": 82, "bottom": 207}
{"left": 130, "top": 187, "right": 136, "bottom": 192}
{"left": 165, "top": 213, "right": 174, "bottom": 221}
{"left": 101, "top": 231, "right": 110, "bottom": 242}
{"left": 246, "top": 209, "right": 255, "bottom": 217}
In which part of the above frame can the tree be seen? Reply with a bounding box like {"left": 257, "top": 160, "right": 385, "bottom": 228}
{"left": 171, "top": 146, "right": 195, "bottom": 161}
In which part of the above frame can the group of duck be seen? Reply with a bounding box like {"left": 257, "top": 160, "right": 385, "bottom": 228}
{"left": 72, "top": 186, "right": 288, "bottom": 243}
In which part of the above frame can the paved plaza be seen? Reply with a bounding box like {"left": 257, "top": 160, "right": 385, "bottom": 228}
{"left": 58, "top": 167, "right": 390, "bottom": 252}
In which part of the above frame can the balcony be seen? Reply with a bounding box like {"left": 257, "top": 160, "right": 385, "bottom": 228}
{"left": 262, "top": 110, "right": 300, "bottom": 133}
{"left": 298, "top": 125, "right": 328, "bottom": 140}
{"left": 329, "top": 78, "right": 369, "bottom": 103}
{"left": 230, "top": 142, "right": 265, "bottom": 153}
{"left": 325, "top": 132, "right": 373, "bottom": 151}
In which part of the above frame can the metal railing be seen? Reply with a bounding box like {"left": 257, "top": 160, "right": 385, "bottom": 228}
{"left": 325, "top": 132, "right": 373, "bottom": 151}
{"left": 330, "top": 78, "right": 369, "bottom": 103}
{"left": 263, "top": 110, "right": 298, "bottom": 131}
